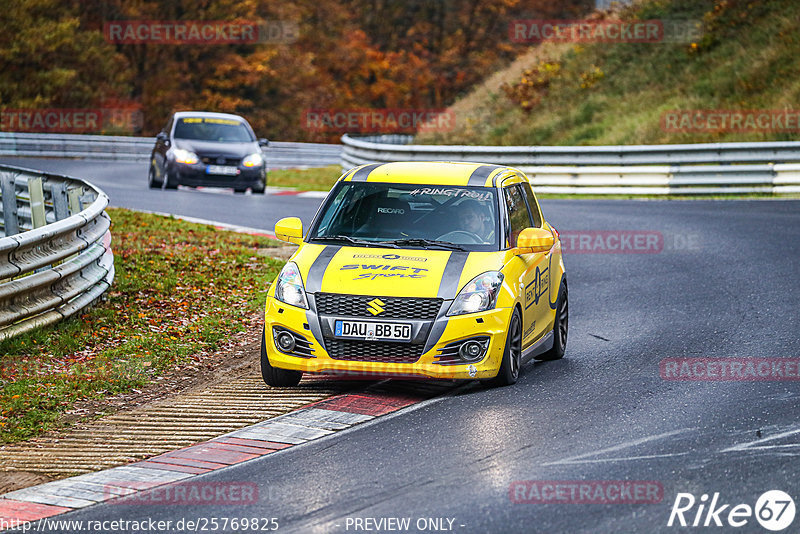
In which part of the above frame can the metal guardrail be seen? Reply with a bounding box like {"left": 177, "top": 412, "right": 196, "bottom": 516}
{"left": 0, "top": 165, "right": 114, "bottom": 341}
{"left": 341, "top": 134, "right": 800, "bottom": 195}
{"left": 0, "top": 132, "right": 342, "bottom": 168}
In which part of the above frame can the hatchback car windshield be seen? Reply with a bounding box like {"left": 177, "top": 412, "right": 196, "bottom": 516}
{"left": 309, "top": 182, "right": 500, "bottom": 251}
{"left": 173, "top": 117, "right": 254, "bottom": 142}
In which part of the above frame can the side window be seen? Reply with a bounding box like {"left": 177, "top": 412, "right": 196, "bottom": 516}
{"left": 520, "top": 181, "right": 543, "bottom": 228}
{"left": 503, "top": 184, "right": 533, "bottom": 247}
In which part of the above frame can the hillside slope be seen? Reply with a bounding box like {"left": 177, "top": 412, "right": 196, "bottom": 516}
{"left": 418, "top": 0, "right": 800, "bottom": 146}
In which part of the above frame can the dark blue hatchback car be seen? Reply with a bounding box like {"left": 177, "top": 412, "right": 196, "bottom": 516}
{"left": 148, "top": 111, "right": 269, "bottom": 194}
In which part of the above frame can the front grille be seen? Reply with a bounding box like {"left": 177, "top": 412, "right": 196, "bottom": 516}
{"left": 325, "top": 339, "right": 424, "bottom": 363}
{"left": 315, "top": 293, "right": 442, "bottom": 320}
{"left": 200, "top": 156, "right": 240, "bottom": 166}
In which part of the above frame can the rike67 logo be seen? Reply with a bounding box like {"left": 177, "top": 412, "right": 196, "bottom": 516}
{"left": 668, "top": 490, "right": 796, "bottom": 531}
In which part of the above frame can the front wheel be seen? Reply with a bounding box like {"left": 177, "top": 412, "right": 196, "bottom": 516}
{"left": 163, "top": 169, "right": 178, "bottom": 190}
{"left": 147, "top": 165, "right": 162, "bottom": 189}
{"left": 483, "top": 308, "right": 522, "bottom": 387}
{"left": 536, "top": 282, "right": 568, "bottom": 361}
{"left": 260, "top": 328, "right": 302, "bottom": 387}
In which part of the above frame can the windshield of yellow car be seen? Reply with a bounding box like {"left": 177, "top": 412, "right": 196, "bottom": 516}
{"left": 308, "top": 182, "right": 500, "bottom": 251}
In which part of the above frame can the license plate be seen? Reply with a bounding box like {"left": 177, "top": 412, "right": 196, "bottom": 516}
{"left": 334, "top": 320, "right": 411, "bottom": 341}
{"left": 206, "top": 165, "right": 239, "bottom": 176}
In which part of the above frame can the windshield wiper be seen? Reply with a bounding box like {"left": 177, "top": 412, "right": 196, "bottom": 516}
{"left": 381, "top": 238, "right": 467, "bottom": 251}
{"left": 310, "top": 235, "right": 398, "bottom": 248}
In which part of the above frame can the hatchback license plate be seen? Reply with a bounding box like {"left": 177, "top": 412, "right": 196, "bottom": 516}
{"left": 206, "top": 165, "right": 239, "bottom": 176}
{"left": 334, "top": 320, "right": 411, "bottom": 341}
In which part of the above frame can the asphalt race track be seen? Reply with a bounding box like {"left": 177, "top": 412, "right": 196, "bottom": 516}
{"left": 3, "top": 157, "right": 800, "bottom": 533}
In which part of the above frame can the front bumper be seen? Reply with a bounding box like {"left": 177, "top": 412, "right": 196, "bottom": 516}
{"left": 172, "top": 164, "right": 265, "bottom": 188}
{"left": 263, "top": 295, "right": 513, "bottom": 380}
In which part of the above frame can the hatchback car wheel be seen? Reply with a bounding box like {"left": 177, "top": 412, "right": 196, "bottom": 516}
{"left": 484, "top": 308, "right": 522, "bottom": 387}
{"left": 147, "top": 166, "right": 162, "bottom": 189}
{"left": 163, "top": 170, "right": 178, "bottom": 190}
{"left": 537, "top": 282, "right": 568, "bottom": 361}
{"left": 260, "top": 328, "right": 303, "bottom": 387}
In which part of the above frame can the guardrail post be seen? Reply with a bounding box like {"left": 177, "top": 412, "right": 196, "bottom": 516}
{"left": 67, "top": 186, "right": 83, "bottom": 215}
{"left": 51, "top": 182, "right": 70, "bottom": 221}
{"left": 1, "top": 171, "right": 20, "bottom": 236}
{"left": 28, "top": 176, "right": 46, "bottom": 229}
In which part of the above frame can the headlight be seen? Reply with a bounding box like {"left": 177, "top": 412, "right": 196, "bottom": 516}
{"left": 173, "top": 148, "right": 199, "bottom": 165}
{"left": 274, "top": 262, "right": 308, "bottom": 309}
{"left": 242, "top": 152, "right": 264, "bottom": 167}
{"left": 447, "top": 271, "right": 504, "bottom": 316}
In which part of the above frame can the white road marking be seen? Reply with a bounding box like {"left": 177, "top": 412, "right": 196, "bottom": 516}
{"left": 541, "top": 428, "right": 695, "bottom": 466}
{"left": 721, "top": 427, "right": 800, "bottom": 453}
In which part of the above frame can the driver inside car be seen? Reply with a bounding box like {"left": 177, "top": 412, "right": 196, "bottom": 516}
{"left": 456, "top": 199, "right": 494, "bottom": 243}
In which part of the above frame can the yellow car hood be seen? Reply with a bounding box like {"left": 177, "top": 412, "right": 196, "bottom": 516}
{"left": 295, "top": 245, "right": 504, "bottom": 299}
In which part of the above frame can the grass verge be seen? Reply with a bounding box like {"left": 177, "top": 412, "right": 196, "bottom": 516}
{"left": 0, "top": 208, "right": 285, "bottom": 444}
{"left": 268, "top": 165, "right": 341, "bottom": 192}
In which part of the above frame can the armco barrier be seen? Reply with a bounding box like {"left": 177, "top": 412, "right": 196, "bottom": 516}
{"left": 340, "top": 134, "right": 800, "bottom": 195}
{"left": 0, "top": 165, "right": 114, "bottom": 341}
{"left": 0, "top": 132, "right": 342, "bottom": 168}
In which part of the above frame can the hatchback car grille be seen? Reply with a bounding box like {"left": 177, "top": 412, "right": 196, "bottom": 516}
{"left": 315, "top": 293, "right": 442, "bottom": 320}
{"left": 325, "top": 339, "right": 424, "bottom": 363}
{"left": 200, "top": 156, "right": 240, "bottom": 166}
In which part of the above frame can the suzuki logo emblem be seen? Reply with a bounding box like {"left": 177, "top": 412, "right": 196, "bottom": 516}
{"left": 367, "top": 298, "right": 385, "bottom": 316}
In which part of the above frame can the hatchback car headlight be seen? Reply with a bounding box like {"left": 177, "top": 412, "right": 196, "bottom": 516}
{"left": 447, "top": 272, "right": 504, "bottom": 316}
{"left": 274, "top": 262, "right": 308, "bottom": 309}
{"left": 242, "top": 152, "right": 264, "bottom": 167}
{"left": 173, "top": 148, "right": 199, "bottom": 165}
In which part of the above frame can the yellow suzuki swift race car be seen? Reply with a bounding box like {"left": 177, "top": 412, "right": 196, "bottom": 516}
{"left": 261, "top": 161, "right": 567, "bottom": 387}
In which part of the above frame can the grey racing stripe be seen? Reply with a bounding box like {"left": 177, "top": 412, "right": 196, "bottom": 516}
{"left": 437, "top": 252, "right": 470, "bottom": 299}
{"left": 350, "top": 163, "right": 383, "bottom": 182}
{"left": 424, "top": 252, "right": 470, "bottom": 353}
{"left": 467, "top": 164, "right": 501, "bottom": 186}
{"left": 306, "top": 245, "right": 341, "bottom": 293}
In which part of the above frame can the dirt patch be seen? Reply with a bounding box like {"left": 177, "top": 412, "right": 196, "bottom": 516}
{"left": 0, "top": 471, "right": 52, "bottom": 494}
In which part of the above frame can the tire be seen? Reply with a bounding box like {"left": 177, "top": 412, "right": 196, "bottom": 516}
{"left": 252, "top": 180, "right": 266, "bottom": 195}
{"left": 147, "top": 165, "right": 162, "bottom": 189}
{"left": 260, "top": 327, "right": 302, "bottom": 387}
{"left": 537, "top": 282, "right": 568, "bottom": 361}
{"left": 483, "top": 308, "right": 522, "bottom": 387}
{"left": 234, "top": 187, "right": 247, "bottom": 194}
{"left": 163, "top": 169, "right": 178, "bottom": 190}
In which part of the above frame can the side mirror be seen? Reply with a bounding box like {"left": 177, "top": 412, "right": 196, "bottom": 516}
{"left": 259, "top": 138, "right": 270, "bottom": 147}
{"left": 156, "top": 132, "right": 168, "bottom": 142}
{"left": 516, "top": 227, "right": 554, "bottom": 254}
{"left": 275, "top": 217, "right": 303, "bottom": 245}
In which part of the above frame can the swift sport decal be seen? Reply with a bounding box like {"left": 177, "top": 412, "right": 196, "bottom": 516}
{"left": 340, "top": 264, "right": 429, "bottom": 281}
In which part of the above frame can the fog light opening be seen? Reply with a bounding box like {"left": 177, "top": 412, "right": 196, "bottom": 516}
{"left": 276, "top": 331, "right": 296, "bottom": 353}
{"left": 459, "top": 340, "right": 485, "bottom": 362}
